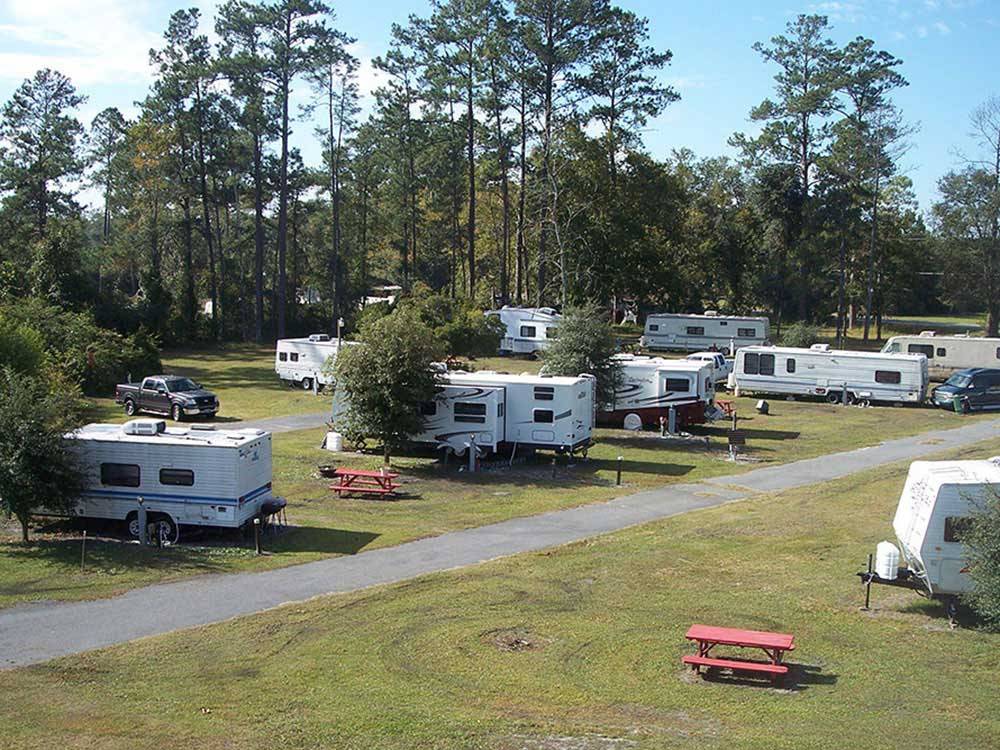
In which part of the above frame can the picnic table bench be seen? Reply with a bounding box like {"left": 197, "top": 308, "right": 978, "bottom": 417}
{"left": 716, "top": 399, "right": 735, "bottom": 417}
{"left": 683, "top": 624, "right": 794, "bottom": 683}
{"left": 326, "top": 467, "right": 400, "bottom": 498}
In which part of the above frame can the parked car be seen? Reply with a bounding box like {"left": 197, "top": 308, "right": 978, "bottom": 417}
{"left": 686, "top": 351, "right": 733, "bottom": 384}
{"left": 930, "top": 367, "right": 1000, "bottom": 413}
{"left": 115, "top": 375, "right": 219, "bottom": 421}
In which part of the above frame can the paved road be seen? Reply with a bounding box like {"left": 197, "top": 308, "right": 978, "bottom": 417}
{"left": 233, "top": 411, "right": 329, "bottom": 434}
{"left": 3, "top": 417, "right": 1000, "bottom": 669}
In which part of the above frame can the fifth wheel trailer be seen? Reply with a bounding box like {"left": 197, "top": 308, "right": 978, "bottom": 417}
{"left": 882, "top": 331, "right": 1000, "bottom": 379}
{"left": 732, "top": 344, "right": 928, "bottom": 404}
{"left": 640, "top": 311, "right": 770, "bottom": 353}
{"left": 600, "top": 354, "right": 715, "bottom": 429}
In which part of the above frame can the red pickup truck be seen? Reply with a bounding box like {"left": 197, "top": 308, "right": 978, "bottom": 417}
{"left": 115, "top": 375, "right": 220, "bottom": 421}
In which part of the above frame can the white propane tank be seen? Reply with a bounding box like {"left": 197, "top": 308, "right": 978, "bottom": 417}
{"left": 623, "top": 413, "right": 643, "bottom": 431}
{"left": 325, "top": 431, "right": 343, "bottom": 452}
{"left": 875, "top": 541, "right": 900, "bottom": 580}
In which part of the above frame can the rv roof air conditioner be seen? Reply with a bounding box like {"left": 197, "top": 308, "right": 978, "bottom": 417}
{"left": 121, "top": 419, "right": 166, "bottom": 436}
{"left": 919, "top": 330, "right": 937, "bottom": 337}
{"left": 538, "top": 307, "right": 557, "bottom": 315}
{"left": 308, "top": 333, "right": 331, "bottom": 342}
{"left": 810, "top": 343, "right": 831, "bottom": 352}
{"left": 704, "top": 310, "right": 719, "bottom": 316}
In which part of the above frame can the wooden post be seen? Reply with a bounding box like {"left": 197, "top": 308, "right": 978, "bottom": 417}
{"left": 863, "top": 553, "right": 873, "bottom": 610}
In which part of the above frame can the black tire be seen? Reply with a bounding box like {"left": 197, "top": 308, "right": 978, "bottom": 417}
{"left": 124, "top": 399, "right": 137, "bottom": 417}
{"left": 126, "top": 512, "right": 178, "bottom": 545}
{"left": 961, "top": 399, "right": 971, "bottom": 414}
{"left": 171, "top": 403, "right": 183, "bottom": 421}
{"left": 301, "top": 377, "right": 314, "bottom": 391}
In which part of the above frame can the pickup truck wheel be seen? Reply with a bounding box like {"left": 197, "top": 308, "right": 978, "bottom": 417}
{"left": 171, "top": 403, "right": 183, "bottom": 421}
{"left": 300, "top": 377, "right": 314, "bottom": 391}
{"left": 123, "top": 399, "right": 137, "bottom": 417}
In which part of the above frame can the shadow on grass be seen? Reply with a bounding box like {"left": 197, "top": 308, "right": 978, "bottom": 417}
{"left": 694, "top": 662, "right": 837, "bottom": 692}
{"left": 898, "top": 597, "right": 982, "bottom": 629}
{"left": 697, "top": 426, "right": 802, "bottom": 441}
{"left": 267, "top": 527, "right": 379, "bottom": 555}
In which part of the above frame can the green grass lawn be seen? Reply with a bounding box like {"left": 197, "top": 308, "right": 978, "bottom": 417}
{"left": 83, "top": 343, "right": 329, "bottom": 423}
{"left": 1, "top": 391, "right": 991, "bottom": 610}
{"left": 2, "top": 439, "right": 999, "bottom": 750}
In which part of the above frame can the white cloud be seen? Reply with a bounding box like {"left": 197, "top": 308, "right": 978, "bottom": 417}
{"left": 0, "top": 0, "right": 161, "bottom": 86}
{"left": 934, "top": 20, "right": 952, "bottom": 34}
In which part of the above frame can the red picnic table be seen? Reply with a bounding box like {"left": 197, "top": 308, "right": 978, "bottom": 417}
{"left": 327, "top": 467, "right": 400, "bottom": 498}
{"left": 683, "top": 624, "right": 795, "bottom": 683}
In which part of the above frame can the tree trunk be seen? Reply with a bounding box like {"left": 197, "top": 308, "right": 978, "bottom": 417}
{"left": 194, "top": 83, "right": 219, "bottom": 342}
{"left": 383, "top": 443, "right": 391, "bottom": 466}
{"left": 19, "top": 514, "right": 29, "bottom": 543}
{"left": 836, "top": 231, "right": 846, "bottom": 349}
{"left": 253, "top": 135, "right": 265, "bottom": 344}
{"left": 275, "top": 13, "right": 292, "bottom": 339}
{"left": 863, "top": 170, "right": 881, "bottom": 341}
{"left": 490, "top": 59, "right": 510, "bottom": 304}
{"left": 516, "top": 82, "right": 527, "bottom": 305}
{"left": 181, "top": 196, "right": 196, "bottom": 331}
{"left": 466, "top": 63, "right": 477, "bottom": 296}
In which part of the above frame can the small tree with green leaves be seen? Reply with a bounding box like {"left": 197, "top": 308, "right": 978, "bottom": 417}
{"left": 779, "top": 321, "right": 821, "bottom": 348}
{"left": 0, "top": 369, "right": 86, "bottom": 542}
{"left": 331, "top": 308, "right": 444, "bottom": 464}
{"left": 540, "top": 304, "right": 623, "bottom": 405}
{"left": 963, "top": 491, "right": 1000, "bottom": 630}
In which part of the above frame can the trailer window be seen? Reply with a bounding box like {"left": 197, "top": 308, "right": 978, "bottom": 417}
{"left": 786, "top": 358, "right": 796, "bottom": 373}
{"left": 759, "top": 353, "right": 775, "bottom": 376}
{"left": 686, "top": 326, "right": 705, "bottom": 336}
{"left": 278, "top": 352, "right": 287, "bottom": 362}
{"left": 420, "top": 401, "right": 437, "bottom": 416}
{"left": 290, "top": 352, "right": 299, "bottom": 362}
{"left": 520, "top": 325, "right": 537, "bottom": 338}
{"left": 534, "top": 386, "right": 555, "bottom": 401}
{"left": 648, "top": 324, "right": 659, "bottom": 332}
{"left": 533, "top": 409, "right": 554, "bottom": 423}
{"left": 663, "top": 377, "right": 690, "bottom": 392}
{"left": 159, "top": 468, "right": 194, "bottom": 486}
{"left": 875, "top": 370, "right": 901, "bottom": 384}
{"left": 908, "top": 344, "right": 934, "bottom": 358}
{"left": 738, "top": 328, "right": 756, "bottom": 338}
{"left": 455, "top": 402, "right": 487, "bottom": 423}
{"left": 743, "top": 352, "right": 759, "bottom": 375}
{"left": 944, "top": 516, "right": 971, "bottom": 543}
{"left": 936, "top": 347, "right": 947, "bottom": 357}
{"left": 100, "top": 463, "right": 140, "bottom": 487}
{"left": 996, "top": 347, "right": 1000, "bottom": 360}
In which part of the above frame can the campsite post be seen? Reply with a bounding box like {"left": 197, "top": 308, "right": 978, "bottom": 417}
{"left": 254, "top": 517, "right": 262, "bottom": 555}
{"left": 616, "top": 456, "right": 623, "bottom": 486}
{"left": 137, "top": 498, "right": 147, "bottom": 546}
{"left": 863, "top": 553, "right": 873, "bottom": 610}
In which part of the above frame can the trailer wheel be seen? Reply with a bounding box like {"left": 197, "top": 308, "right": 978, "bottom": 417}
{"left": 300, "top": 377, "right": 314, "bottom": 391}
{"left": 123, "top": 398, "right": 137, "bottom": 416}
{"left": 151, "top": 515, "right": 179, "bottom": 546}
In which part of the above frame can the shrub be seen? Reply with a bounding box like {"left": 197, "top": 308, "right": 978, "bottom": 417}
{"left": 963, "top": 491, "right": 1000, "bottom": 630}
{"left": 780, "top": 321, "right": 821, "bottom": 348}
{"left": 540, "top": 303, "right": 623, "bottom": 405}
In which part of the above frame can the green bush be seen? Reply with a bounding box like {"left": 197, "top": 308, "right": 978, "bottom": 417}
{"left": 540, "top": 303, "right": 623, "bottom": 405}
{"left": 0, "top": 316, "right": 46, "bottom": 374}
{"left": 399, "top": 286, "right": 503, "bottom": 358}
{"left": 963, "top": 491, "right": 1000, "bottom": 630}
{"left": 779, "top": 321, "right": 822, "bottom": 348}
{"left": 0, "top": 299, "right": 162, "bottom": 395}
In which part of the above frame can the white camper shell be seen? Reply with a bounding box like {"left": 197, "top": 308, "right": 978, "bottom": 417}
{"left": 882, "top": 331, "right": 1000, "bottom": 379}
{"left": 62, "top": 420, "right": 278, "bottom": 541}
{"left": 331, "top": 370, "right": 595, "bottom": 455}
{"left": 487, "top": 306, "right": 561, "bottom": 355}
{"left": 640, "top": 311, "right": 770, "bottom": 353}
{"left": 601, "top": 354, "right": 715, "bottom": 429}
{"left": 887, "top": 459, "right": 1000, "bottom": 596}
{"left": 275, "top": 334, "right": 356, "bottom": 390}
{"left": 733, "top": 344, "right": 928, "bottom": 404}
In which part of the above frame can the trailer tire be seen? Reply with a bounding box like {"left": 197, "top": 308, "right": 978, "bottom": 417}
{"left": 123, "top": 398, "right": 137, "bottom": 416}
{"left": 126, "top": 512, "right": 178, "bottom": 545}
{"left": 300, "top": 377, "right": 314, "bottom": 391}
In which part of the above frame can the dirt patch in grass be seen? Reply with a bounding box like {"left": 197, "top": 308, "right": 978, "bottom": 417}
{"left": 483, "top": 627, "right": 549, "bottom": 652}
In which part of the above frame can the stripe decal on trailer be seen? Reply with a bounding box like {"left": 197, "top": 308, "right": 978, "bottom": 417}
{"left": 80, "top": 482, "right": 272, "bottom": 507}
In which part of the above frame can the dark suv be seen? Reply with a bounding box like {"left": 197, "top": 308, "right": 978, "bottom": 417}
{"left": 931, "top": 368, "right": 1000, "bottom": 413}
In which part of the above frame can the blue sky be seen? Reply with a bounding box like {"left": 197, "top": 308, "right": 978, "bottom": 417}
{"left": 0, "top": 0, "right": 996, "bottom": 212}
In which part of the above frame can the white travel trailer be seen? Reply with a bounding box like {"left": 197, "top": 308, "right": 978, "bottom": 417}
{"left": 487, "top": 306, "right": 562, "bottom": 355}
{"left": 863, "top": 459, "right": 1000, "bottom": 601}
{"left": 882, "top": 331, "right": 1000, "bottom": 379}
{"left": 331, "top": 369, "right": 595, "bottom": 455}
{"left": 640, "top": 311, "right": 770, "bottom": 353}
{"left": 601, "top": 354, "right": 715, "bottom": 429}
{"left": 275, "top": 334, "right": 356, "bottom": 390}
{"left": 732, "top": 344, "right": 929, "bottom": 404}
{"left": 61, "top": 419, "right": 280, "bottom": 544}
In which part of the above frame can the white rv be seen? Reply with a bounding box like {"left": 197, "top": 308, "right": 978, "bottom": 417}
{"left": 882, "top": 331, "right": 1000, "bottom": 379}
{"left": 640, "top": 311, "right": 770, "bottom": 353}
{"left": 61, "top": 419, "right": 280, "bottom": 544}
{"left": 732, "top": 344, "right": 929, "bottom": 404}
{"left": 331, "top": 369, "right": 595, "bottom": 455}
{"left": 275, "top": 334, "right": 356, "bottom": 390}
{"left": 601, "top": 354, "right": 715, "bottom": 429}
{"left": 865, "top": 459, "right": 1000, "bottom": 599}
{"left": 487, "top": 306, "right": 562, "bottom": 355}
